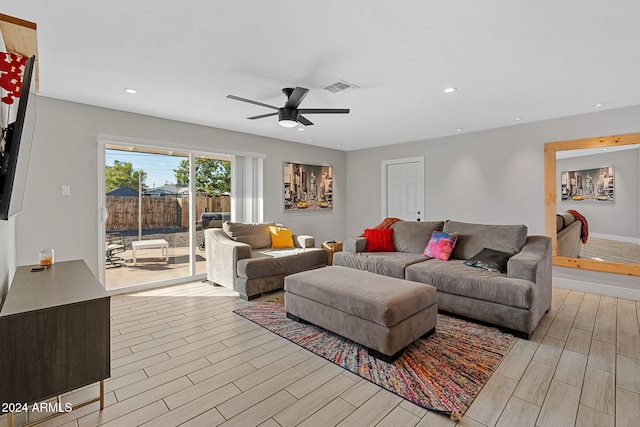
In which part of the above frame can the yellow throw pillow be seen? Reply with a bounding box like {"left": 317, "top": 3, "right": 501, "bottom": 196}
{"left": 269, "top": 226, "right": 294, "bottom": 248}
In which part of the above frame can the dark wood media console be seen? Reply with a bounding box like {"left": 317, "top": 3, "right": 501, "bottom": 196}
{"left": 0, "top": 260, "right": 110, "bottom": 426}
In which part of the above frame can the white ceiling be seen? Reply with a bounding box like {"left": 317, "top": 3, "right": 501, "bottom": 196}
{"left": 4, "top": 1, "right": 640, "bottom": 151}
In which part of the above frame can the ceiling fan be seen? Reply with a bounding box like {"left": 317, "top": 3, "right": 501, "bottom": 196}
{"left": 227, "top": 87, "right": 350, "bottom": 128}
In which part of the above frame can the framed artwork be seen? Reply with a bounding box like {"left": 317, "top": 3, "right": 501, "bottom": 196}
{"left": 561, "top": 166, "right": 614, "bottom": 203}
{"left": 283, "top": 162, "right": 333, "bottom": 211}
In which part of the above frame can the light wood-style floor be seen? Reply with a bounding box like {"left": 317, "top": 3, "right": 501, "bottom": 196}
{"left": 581, "top": 237, "right": 640, "bottom": 265}
{"left": 4, "top": 281, "right": 640, "bottom": 427}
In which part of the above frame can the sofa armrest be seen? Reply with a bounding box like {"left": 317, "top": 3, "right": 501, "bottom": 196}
{"left": 205, "top": 228, "right": 252, "bottom": 288}
{"left": 557, "top": 220, "right": 582, "bottom": 258}
{"left": 294, "top": 234, "right": 315, "bottom": 248}
{"left": 344, "top": 237, "right": 367, "bottom": 253}
{"left": 508, "top": 235, "right": 551, "bottom": 281}
{"left": 508, "top": 235, "right": 552, "bottom": 312}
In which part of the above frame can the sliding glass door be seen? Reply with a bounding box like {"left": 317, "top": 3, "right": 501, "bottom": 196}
{"left": 101, "top": 143, "right": 231, "bottom": 291}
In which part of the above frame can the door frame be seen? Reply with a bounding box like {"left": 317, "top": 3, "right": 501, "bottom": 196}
{"left": 381, "top": 156, "right": 425, "bottom": 221}
{"left": 97, "top": 134, "right": 265, "bottom": 293}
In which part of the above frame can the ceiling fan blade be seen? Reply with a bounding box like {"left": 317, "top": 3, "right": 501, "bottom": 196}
{"left": 247, "top": 112, "right": 278, "bottom": 120}
{"left": 284, "top": 87, "right": 309, "bottom": 109}
{"left": 226, "top": 94, "right": 278, "bottom": 110}
{"left": 298, "top": 115, "right": 314, "bottom": 126}
{"left": 298, "top": 108, "right": 350, "bottom": 114}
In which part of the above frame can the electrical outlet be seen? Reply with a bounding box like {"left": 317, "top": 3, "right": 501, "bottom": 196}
{"left": 61, "top": 185, "right": 71, "bottom": 196}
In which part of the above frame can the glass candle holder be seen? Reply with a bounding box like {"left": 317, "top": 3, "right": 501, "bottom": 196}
{"left": 39, "top": 248, "right": 54, "bottom": 266}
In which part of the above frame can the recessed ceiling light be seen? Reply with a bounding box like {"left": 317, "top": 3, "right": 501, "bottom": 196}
{"left": 337, "top": 144, "right": 342, "bottom": 147}
{"left": 594, "top": 102, "right": 606, "bottom": 107}
{"left": 515, "top": 117, "right": 522, "bottom": 121}
{"left": 444, "top": 87, "right": 457, "bottom": 93}
{"left": 456, "top": 128, "right": 463, "bottom": 132}
{"left": 307, "top": 138, "right": 313, "bottom": 142}
{"left": 124, "top": 88, "right": 137, "bottom": 94}
{"left": 298, "top": 128, "right": 305, "bottom": 132}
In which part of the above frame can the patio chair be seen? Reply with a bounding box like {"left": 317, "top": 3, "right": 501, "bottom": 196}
{"left": 106, "top": 235, "right": 125, "bottom": 267}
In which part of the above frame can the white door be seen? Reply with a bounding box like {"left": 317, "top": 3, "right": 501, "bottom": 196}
{"left": 381, "top": 157, "right": 424, "bottom": 221}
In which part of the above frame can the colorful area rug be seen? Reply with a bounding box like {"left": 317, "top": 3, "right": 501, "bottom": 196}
{"left": 234, "top": 301, "right": 515, "bottom": 418}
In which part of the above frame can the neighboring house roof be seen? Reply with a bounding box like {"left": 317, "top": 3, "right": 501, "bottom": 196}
{"left": 106, "top": 187, "right": 139, "bottom": 197}
{"left": 144, "top": 184, "right": 188, "bottom": 196}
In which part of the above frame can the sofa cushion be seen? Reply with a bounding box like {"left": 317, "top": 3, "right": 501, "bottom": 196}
{"left": 390, "top": 221, "right": 445, "bottom": 254}
{"left": 269, "top": 226, "right": 294, "bottom": 248}
{"left": 333, "top": 251, "right": 428, "bottom": 279}
{"left": 237, "top": 248, "right": 326, "bottom": 279}
{"left": 464, "top": 248, "right": 513, "bottom": 273}
{"left": 423, "top": 231, "right": 458, "bottom": 261}
{"left": 223, "top": 221, "right": 274, "bottom": 249}
{"left": 364, "top": 228, "right": 395, "bottom": 252}
{"left": 443, "top": 220, "right": 528, "bottom": 260}
{"left": 406, "top": 259, "right": 533, "bottom": 309}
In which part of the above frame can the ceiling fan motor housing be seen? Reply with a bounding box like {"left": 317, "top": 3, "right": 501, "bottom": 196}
{"left": 278, "top": 108, "right": 299, "bottom": 127}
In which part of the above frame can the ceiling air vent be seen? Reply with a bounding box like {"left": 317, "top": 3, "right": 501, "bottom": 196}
{"left": 324, "top": 80, "right": 359, "bottom": 94}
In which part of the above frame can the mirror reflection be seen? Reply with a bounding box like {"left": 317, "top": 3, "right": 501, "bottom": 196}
{"left": 555, "top": 144, "right": 640, "bottom": 266}
{"left": 544, "top": 133, "right": 640, "bottom": 276}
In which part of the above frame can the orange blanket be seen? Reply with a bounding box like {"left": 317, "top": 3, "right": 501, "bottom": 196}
{"left": 567, "top": 209, "right": 589, "bottom": 244}
{"left": 359, "top": 217, "right": 402, "bottom": 236}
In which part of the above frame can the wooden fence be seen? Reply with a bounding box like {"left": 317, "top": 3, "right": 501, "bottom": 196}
{"left": 106, "top": 195, "right": 230, "bottom": 230}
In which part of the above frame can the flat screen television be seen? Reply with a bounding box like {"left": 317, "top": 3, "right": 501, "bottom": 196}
{"left": 0, "top": 55, "right": 36, "bottom": 220}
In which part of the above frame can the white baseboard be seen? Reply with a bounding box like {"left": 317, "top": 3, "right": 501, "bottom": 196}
{"left": 107, "top": 274, "right": 207, "bottom": 296}
{"left": 553, "top": 277, "right": 640, "bottom": 301}
{"left": 589, "top": 232, "right": 640, "bottom": 245}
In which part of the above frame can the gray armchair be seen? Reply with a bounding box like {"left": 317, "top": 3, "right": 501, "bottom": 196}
{"left": 205, "top": 222, "right": 327, "bottom": 300}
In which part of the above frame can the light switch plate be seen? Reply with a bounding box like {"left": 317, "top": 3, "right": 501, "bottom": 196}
{"left": 61, "top": 185, "right": 70, "bottom": 196}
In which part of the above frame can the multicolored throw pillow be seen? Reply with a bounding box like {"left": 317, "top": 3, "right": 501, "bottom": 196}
{"left": 423, "top": 231, "right": 458, "bottom": 260}
{"left": 364, "top": 228, "right": 395, "bottom": 252}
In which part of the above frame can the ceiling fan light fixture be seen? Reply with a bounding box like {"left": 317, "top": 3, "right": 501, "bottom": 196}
{"left": 278, "top": 109, "right": 299, "bottom": 128}
{"left": 278, "top": 119, "right": 298, "bottom": 128}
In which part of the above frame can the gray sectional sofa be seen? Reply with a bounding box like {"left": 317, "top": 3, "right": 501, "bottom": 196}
{"left": 333, "top": 220, "right": 552, "bottom": 338}
{"left": 205, "top": 222, "right": 327, "bottom": 300}
{"left": 556, "top": 212, "right": 583, "bottom": 258}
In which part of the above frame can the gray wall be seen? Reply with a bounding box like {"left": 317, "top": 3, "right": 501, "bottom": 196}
{"left": 0, "top": 218, "right": 16, "bottom": 304}
{"left": 13, "top": 96, "right": 347, "bottom": 277}
{"left": 557, "top": 148, "right": 640, "bottom": 239}
{"left": 345, "top": 104, "right": 640, "bottom": 290}
{"left": 4, "top": 95, "right": 640, "bottom": 296}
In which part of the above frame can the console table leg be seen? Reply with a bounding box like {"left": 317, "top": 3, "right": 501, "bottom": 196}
{"left": 7, "top": 412, "right": 12, "bottom": 427}
{"left": 100, "top": 379, "right": 105, "bottom": 409}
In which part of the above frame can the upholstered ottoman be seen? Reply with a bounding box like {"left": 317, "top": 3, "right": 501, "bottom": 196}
{"left": 284, "top": 265, "right": 437, "bottom": 362}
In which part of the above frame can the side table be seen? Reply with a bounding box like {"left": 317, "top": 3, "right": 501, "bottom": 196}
{"left": 321, "top": 241, "right": 343, "bottom": 265}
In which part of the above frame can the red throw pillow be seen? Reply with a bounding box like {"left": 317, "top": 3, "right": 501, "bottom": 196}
{"left": 364, "top": 228, "right": 395, "bottom": 252}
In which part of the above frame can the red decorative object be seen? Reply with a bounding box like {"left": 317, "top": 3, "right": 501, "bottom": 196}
{"left": 0, "top": 52, "right": 27, "bottom": 105}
